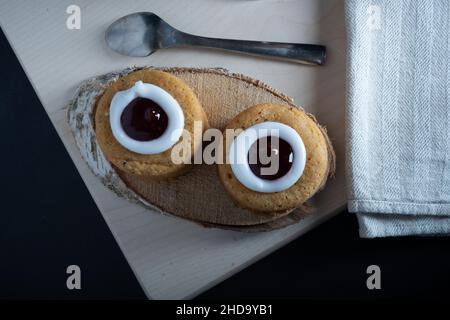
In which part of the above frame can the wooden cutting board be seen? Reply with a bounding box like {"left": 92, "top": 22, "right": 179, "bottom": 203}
{"left": 0, "top": 0, "right": 347, "bottom": 298}
{"left": 68, "top": 67, "right": 334, "bottom": 231}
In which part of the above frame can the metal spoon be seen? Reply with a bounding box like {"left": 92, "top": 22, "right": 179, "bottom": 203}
{"left": 105, "top": 12, "right": 326, "bottom": 65}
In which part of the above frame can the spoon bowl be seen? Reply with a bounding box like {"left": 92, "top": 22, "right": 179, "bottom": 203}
{"left": 106, "top": 12, "right": 169, "bottom": 57}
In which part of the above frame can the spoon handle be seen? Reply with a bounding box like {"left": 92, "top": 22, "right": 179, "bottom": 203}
{"left": 175, "top": 32, "right": 326, "bottom": 65}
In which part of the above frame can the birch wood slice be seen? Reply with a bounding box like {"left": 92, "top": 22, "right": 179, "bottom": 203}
{"left": 67, "top": 67, "right": 333, "bottom": 231}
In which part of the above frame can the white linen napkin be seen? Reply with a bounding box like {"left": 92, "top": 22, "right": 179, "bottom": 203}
{"left": 345, "top": 0, "right": 450, "bottom": 237}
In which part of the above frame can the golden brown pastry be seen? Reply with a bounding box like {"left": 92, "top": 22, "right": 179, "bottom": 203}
{"left": 95, "top": 69, "right": 208, "bottom": 180}
{"left": 217, "top": 103, "right": 331, "bottom": 213}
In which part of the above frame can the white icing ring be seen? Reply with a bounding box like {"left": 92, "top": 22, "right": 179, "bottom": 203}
{"left": 109, "top": 81, "right": 184, "bottom": 155}
{"left": 229, "top": 121, "right": 306, "bottom": 193}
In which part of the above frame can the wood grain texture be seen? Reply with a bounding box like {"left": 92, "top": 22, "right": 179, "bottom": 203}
{"left": 69, "top": 67, "right": 334, "bottom": 229}
{"left": 0, "top": 0, "right": 347, "bottom": 299}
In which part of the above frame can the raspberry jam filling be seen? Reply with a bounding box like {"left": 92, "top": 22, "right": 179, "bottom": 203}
{"left": 247, "top": 136, "right": 294, "bottom": 181}
{"left": 120, "top": 97, "right": 169, "bottom": 141}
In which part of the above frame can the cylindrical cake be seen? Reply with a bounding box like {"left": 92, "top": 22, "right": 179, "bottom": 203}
{"left": 95, "top": 69, "right": 209, "bottom": 180}
{"left": 217, "top": 103, "right": 331, "bottom": 213}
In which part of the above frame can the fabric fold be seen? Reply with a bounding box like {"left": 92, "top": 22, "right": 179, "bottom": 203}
{"left": 345, "top": 0, "right": 450, "bottom": 237}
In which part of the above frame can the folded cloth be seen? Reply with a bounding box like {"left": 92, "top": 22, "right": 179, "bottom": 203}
{"left": 345, "top": 0, "right": 450, "bottom": 237}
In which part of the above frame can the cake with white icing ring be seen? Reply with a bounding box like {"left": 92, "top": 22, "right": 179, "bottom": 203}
{"left": 217, "top": 103, "right": 331, "bottom": 213}
{"left": 95, "top": 69, "right": 208, "bottom": 180}
{"left": 229, "top": 121, "right": 307, "bottom": 193}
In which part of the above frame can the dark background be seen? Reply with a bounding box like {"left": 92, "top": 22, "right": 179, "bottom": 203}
{"left": 1, "top": 27, "right": 449, "bottom": 300}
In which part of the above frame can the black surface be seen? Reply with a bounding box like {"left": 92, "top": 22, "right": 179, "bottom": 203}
{"left": 0, "top": 28, "right": 146, "bottom": 299}
{"left": 1, "top": 26, "right": 450, "bottom": 300}
{"left": 199, "top": 212, "right": 450, "bottom": 299}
